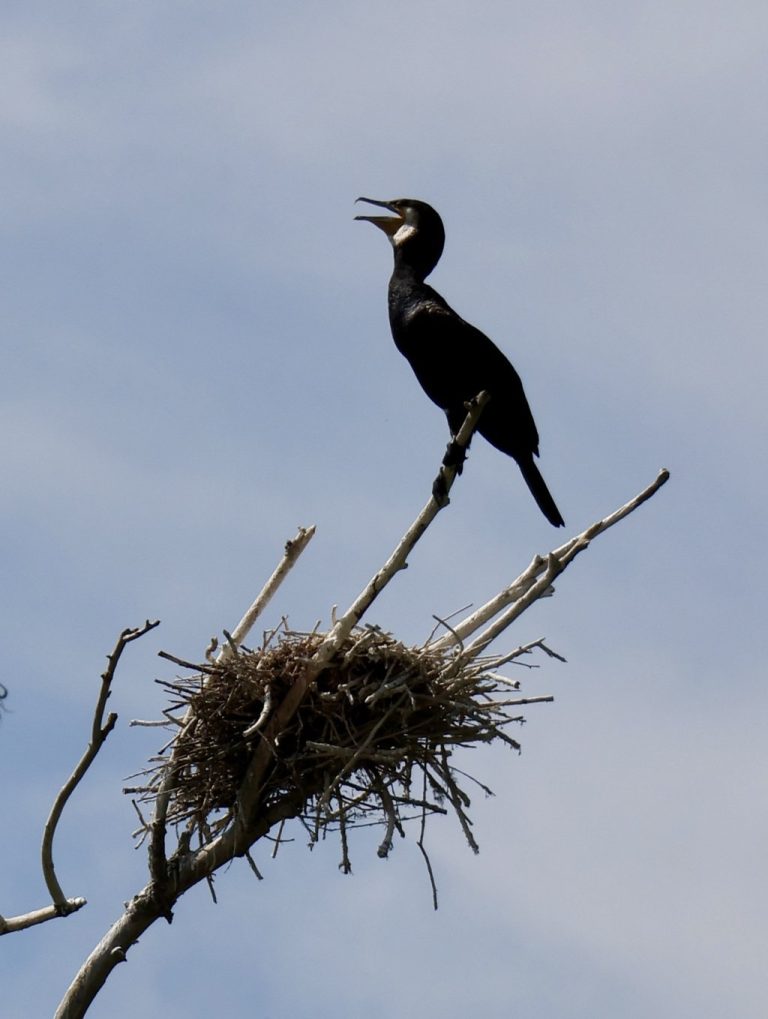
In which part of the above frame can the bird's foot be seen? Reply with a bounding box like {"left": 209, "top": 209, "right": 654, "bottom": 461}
{"left": 432, "top": 470, "right": 451, "bottom": 508}
{"left": 442, "top": 438, "right": 466, "bottom": 473}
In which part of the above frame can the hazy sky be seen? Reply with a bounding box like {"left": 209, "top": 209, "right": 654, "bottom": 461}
{"left": 3, "top": 3, "right": 767, "bottom": 1016}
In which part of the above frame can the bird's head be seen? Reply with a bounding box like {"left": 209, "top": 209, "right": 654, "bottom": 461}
{"left": 355, "top": 197, "right": 445, "bottom": 279}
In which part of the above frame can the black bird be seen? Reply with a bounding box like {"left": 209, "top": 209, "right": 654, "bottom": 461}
{"left": 355, "top": 197, "right": 565, "bottom": 527}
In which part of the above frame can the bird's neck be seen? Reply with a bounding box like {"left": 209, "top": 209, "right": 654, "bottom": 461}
{"left": 392, "top": 242, "right": 440, "bottom": 281}
{"left": 389, "top": 265, "right": 429, "bottom": 305}
{"left": 387, "top": 266, "right": 444, "bottom": 336}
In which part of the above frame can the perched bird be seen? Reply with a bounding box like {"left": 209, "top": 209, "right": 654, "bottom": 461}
{"left": 355, "top": 197, "right": 565, "bottom": 527}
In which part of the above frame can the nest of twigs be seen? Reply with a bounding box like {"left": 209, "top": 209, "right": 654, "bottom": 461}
{"left": 129, "top": 624, "right": 550, "bottom": 873}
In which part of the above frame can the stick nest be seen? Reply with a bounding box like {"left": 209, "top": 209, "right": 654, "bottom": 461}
{"left": 130, "top": 625, "right": 547, "bottom": 870}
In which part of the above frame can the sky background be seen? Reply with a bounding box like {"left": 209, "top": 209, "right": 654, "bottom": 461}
{"left": 2, "top": 2, "right": 767, "bottom": 1016}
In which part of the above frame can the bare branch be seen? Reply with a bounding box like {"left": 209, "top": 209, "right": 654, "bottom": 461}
{"left": 41, "top": 620, "right": 160, "bottom": 908}
{"left": 428, "top": 555, "right": 548, "bottom": 652}
{"left": 432, "top": 468, "right": 670, "bottom": 653}
{"left": 322, "top": 391, "right": 491, "bottom": 648}
{"left": 457, "top": 554, "right": 563, "bottom": 663}
{"left": 219, "top": 525, "right": 316, "bottom": 663}
{"left": 0, "top": 899, "right": 87, "bottom": 936}
{"left": 485, "top": 637, "right": 567, "bottom": 670}
{"left": 417, "top": 765, "right": 439, "bottom": 911}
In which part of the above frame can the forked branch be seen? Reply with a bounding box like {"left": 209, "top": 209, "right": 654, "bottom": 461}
{"left": 431, "top": 468, "right": 670, "bottom": 657}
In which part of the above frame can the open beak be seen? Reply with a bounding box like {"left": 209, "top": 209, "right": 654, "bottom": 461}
{"left": 354, "top": 196, "right": 403, "bottom": 237}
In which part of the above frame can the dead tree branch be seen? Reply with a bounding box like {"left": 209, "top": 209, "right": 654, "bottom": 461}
{"left": 218, "top": 524, "right": 317, "bottom": 664}
{"left": 41, "top": 620, "right": 160, "bottom": 906}
{"left": 430, "top": 468, "right": 670, "bottom": 656}
{"left": 0, "top": 900, "right": 87, "bottom": 936}
{"left": 1, "top": 621, "right": 159, "bottom": 939}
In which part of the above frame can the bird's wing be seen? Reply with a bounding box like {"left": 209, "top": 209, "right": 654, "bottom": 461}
{"left": 400, "top": 302, "right": 541, "bottom": 456}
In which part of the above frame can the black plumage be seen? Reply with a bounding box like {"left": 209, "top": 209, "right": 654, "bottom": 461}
{"left": 356, "top": 197, "right": 564, "bottom": 527}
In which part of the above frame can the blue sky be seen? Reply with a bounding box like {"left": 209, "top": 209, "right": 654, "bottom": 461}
{"left": 2, "top": 2, "right": 767, "bottom": 1016}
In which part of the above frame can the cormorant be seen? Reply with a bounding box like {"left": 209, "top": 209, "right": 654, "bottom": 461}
{"left": 355, "top": 197, "right": 565, "bottom": 527}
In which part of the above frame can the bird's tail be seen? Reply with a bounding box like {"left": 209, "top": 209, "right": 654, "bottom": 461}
{"left": 518, "top": 457, "right": 565, "bottom": 527}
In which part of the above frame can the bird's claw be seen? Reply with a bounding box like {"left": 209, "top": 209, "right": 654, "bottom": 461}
{"left": 432, "top": 470, "right": 451, "bottom": 507}
{"left": 442, "top": 438, "right": 466, "bottom": 473}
